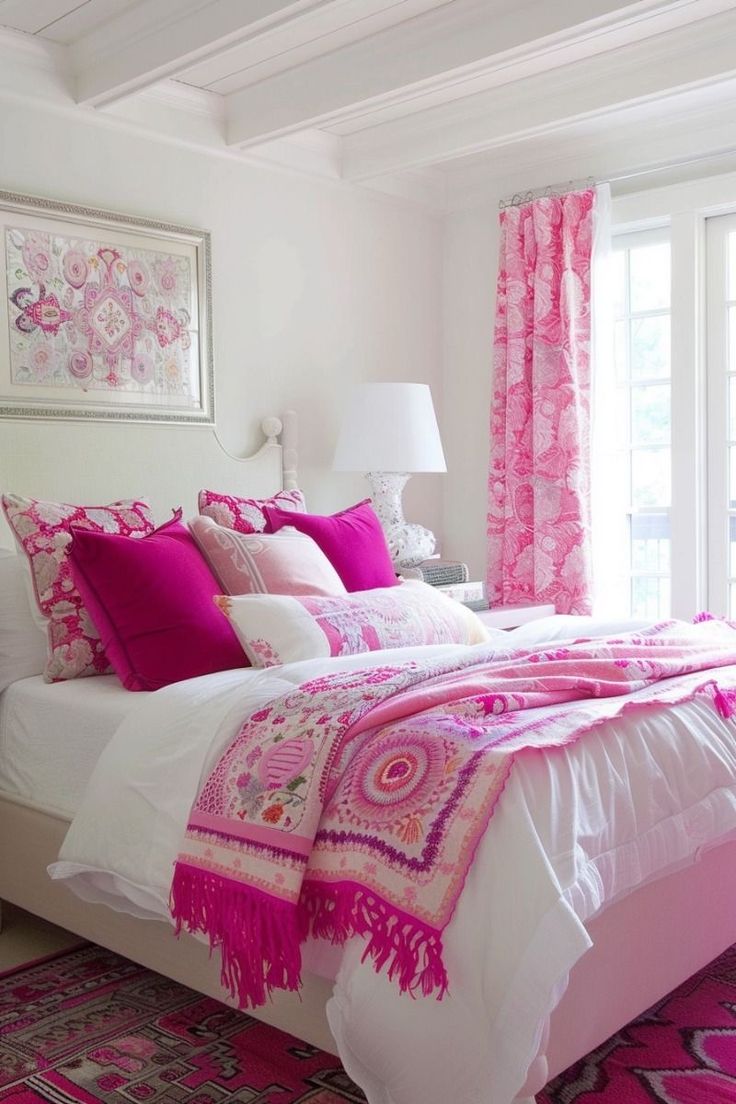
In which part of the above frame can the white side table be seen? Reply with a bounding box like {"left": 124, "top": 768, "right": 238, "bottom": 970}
{"left": 476, "top": 603, "right": 555, "bottom": 630}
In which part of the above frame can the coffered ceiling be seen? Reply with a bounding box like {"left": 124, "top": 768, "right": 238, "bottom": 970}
{"left": 2, "top": 0, "right": 736, "bottom": 208}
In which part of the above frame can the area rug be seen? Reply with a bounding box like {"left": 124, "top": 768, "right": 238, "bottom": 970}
{"left": 2, "top": 942, "right": 736, "bottom": 1103}
{"left": 538, "top": 943, "right": 736, "bottom": 1103}
{"left": 0, "top": 944, "right": 365, "bottom": 1103}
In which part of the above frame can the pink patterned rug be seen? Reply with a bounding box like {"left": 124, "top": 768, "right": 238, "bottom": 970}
{"left": 539, "top": 943, "right": 736, "bottom": 1103}
{"left": 0, "top": 944, "right": 364, "bottom": 1103}
{"left": 1, "top": 941, "right": 735, "bottom": 1102}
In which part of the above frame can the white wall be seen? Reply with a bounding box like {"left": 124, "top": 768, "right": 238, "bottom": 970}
{"left": 441, "top": 204, "right": 500, "bottom": 579}
{"left": 0, "top": 99, "right": 445, "bottom": 535}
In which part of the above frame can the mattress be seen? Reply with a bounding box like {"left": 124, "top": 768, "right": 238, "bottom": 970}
{"left": 0, "top": 674, "right": 144, "bottom": 818}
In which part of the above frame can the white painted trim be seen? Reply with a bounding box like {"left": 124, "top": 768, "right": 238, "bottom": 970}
{"left": 705, "top": 212, "right": 735, "bottom": 613}
{"left": 670, "top": 211, "right": 706, "bottom": 619}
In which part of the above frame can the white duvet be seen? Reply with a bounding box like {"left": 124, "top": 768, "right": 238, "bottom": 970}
{"left": 50, "top": 617, "right": 736, "bottom": 1104}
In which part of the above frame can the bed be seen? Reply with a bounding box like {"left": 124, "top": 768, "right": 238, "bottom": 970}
{"left": 2, "top": 412, "right": 736, "bottom": 1104}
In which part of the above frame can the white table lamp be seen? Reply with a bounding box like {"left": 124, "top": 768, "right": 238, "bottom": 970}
{"left": 333, "top": 382, "right": 446, "bottom": 569}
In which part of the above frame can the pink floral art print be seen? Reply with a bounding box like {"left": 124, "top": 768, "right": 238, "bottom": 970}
{"left": 487, "top": 188, "right": 596, "bottom": 615}
{"left": 1, "top": 201, "right": 211, "bottom": 422}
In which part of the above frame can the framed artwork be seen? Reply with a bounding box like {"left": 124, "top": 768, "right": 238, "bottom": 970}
{"left": 0, "top": 190, "right": 214, "bottom": 424}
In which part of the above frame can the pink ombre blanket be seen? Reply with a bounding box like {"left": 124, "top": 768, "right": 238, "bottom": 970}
{"left": 171, "top": 620, "right": 736, "bottom": 1009}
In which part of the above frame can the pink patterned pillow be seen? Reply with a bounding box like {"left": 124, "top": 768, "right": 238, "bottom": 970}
{"left": 198, "top": 488, "right": 305, "bottom": 534}
{"left": 215, "top": 580, "right": 489, "bottom": 668}
{"left": 1, "top": 493, "right": 155, "bottom": 681}
{"left": 189, "top": 515, "right": 346, "bottom": 597}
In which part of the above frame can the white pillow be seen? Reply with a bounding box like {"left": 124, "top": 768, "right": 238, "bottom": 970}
{"left": 0, "top": 549, "right": 48, "bottom": 693}
{"left": 506, "top": 614, "right": 655, "bottom": 649}
{"left": 215, "top": 579, "right": 489, "bottom": 668}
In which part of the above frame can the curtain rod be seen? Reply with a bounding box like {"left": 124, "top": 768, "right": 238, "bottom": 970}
{"left": 498, "top": 146, "right": 736, "bottom": 209}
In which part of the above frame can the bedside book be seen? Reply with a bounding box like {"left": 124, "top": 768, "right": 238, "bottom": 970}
{"left": 434, "top": 580, "right": 485, "bottom": 604}
{"left": 400, "top": 559, "right": 469, "bottom": 586}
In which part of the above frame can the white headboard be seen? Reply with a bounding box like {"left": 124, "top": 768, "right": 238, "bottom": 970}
{"left": 0, "top": 411, "right": 298, "bottom": 548}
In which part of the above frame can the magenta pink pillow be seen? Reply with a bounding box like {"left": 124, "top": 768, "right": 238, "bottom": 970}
{"left": 198, "top": 488, "right": 305, "bottom": 534}
{"left": 263, "top": 499, "right": 397, "bottom": 592}
{"left": 69, "top": 510, "right": 247, "bottom": 691}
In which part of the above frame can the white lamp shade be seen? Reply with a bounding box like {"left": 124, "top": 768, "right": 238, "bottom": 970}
{"left": 333, "top": 382, "right": 446, "bottom": 473}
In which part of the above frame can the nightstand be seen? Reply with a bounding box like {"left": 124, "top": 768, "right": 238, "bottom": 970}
{"left": 476, "top": 603, "right": 555, "bottom": 630}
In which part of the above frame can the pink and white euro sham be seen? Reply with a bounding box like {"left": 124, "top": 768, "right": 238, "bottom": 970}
{"left": 487, "top": 187, "right": 601, "bottom": 615}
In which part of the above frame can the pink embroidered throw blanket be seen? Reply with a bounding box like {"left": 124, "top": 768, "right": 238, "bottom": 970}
{"left": 171, "top": 620, "right": 736, "bottom": 1009}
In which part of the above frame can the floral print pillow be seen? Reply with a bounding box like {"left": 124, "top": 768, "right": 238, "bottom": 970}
{"left": 2, "top": 494, "right": 155, "bottom": 681}
{"left": 198, "top": 488, "right": 305, "bottom": 534}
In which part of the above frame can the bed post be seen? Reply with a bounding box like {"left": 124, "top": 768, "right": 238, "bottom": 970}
{"left": 280, "top": 409, "right": 299, "bottom": 491}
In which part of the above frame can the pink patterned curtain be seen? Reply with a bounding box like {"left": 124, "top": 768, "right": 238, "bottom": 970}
{"left": 487, "top": 188, "right": 595, "bottom": 615}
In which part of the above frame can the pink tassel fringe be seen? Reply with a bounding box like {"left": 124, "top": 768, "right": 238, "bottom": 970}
{"left": 170, "top": 864, "right": 303, "bottom": 1009}
{"left": 171, "top": 864, "right": 448, "bottom": 1009}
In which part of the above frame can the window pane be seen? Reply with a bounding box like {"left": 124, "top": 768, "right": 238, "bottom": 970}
{"left": 631, "top": 448, "right": 670, "bottom": 507}
{"left": 612, "top": 249, "right": 626, "bottom": 318}
{"left": 729, "top": 306, "right": 736, "bottom": 372}
{"left": 730, "top": 377, "right": 736, "bottom": 441}
{"left": 614, "top": 320, "right": 628, "bottom": 381}
{"left": 631, "top": 575, "right": 670, "bottom": 620}
{"left": 631, "top": 513, "right": 670, "bottom": 574}
{"left": 631, "top": 384, "right": 670, "bottom": 446}
{"left": 729, "top": 232, "right": 736, "bottom": 301}
{"left": 731, "top": 583, "right": 736, "bottom": 621}
{"left": 730, "top": 516, "right": 736, "bottom": 577}
{"left": 731, "top": 448, "right": 736, "bottom": 509}
{"left": 630, "top": 316, "right": 670, "bottom": 379}
{"left": 630, "top": 243, "right": 670, "bottom": 312}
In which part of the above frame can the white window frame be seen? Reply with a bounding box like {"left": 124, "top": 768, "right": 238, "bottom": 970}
{"left": 611, "top": 176, "right": 725, "bottom": 620}
{"left": 612, "top": 225, "right": 672, "bottom": 619}
{"left": 706, "top": 212, "right": 736, "bottom": 614}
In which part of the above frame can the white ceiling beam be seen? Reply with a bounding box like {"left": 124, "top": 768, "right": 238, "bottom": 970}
{"left": 178, "top": 0, "right": 451, "bottom": 93}
{"left": 72, "top": 0, "right": 333, "bottom": 107}
{"left": 340, "top": 5, "right": 736, "bottom": 180}
{"left": 223, "top": 0, "right": 707, "bottom": 147}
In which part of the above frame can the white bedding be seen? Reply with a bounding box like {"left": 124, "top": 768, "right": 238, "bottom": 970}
{"left": 0, "top": 674, "right": 144, "bottom": 817}
{"left": 48, "top": 623, "right": 736, "bottom": 1104}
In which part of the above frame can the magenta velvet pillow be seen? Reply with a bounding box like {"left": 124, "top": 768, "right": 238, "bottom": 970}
{"left": 69, "top": 511, "right": 247, "bottom": 691}
{"left": 263, "top": 499, "right": 397, "bottom": 592}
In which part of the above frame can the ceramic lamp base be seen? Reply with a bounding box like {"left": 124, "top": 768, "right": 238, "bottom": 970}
{"left": 365, "top": 471, "right": 436, "bottom": 570}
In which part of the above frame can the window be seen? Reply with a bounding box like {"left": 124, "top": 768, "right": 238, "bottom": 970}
{"left": 594, "top": 183, "right": 736, "bottom": 620}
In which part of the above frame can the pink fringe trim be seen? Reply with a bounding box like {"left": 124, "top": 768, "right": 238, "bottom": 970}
{"left": 170, "top": 864, "right": 303, "bottom": 1009}
{"left": 299, "top": 880, "right": 448, "bottom": 1000}
{"left": 170, "top": 864, "right": 448, "bottom": 1009}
